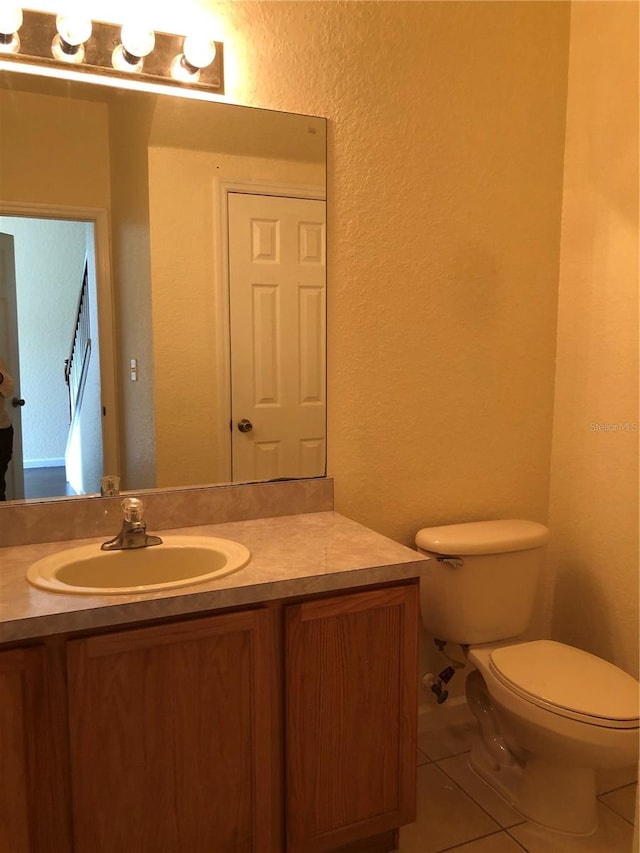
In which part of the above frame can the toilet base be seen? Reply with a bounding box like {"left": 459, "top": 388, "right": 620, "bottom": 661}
{"left": 466, "top": 669, "right": 598, "bottom": 835}
{"left": 469, "top": 737, "right": 598, "bottom": 835}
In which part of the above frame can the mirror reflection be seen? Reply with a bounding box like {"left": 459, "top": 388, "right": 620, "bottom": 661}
{"left": 0, "top": 71, "right": 327, "bottom": 504}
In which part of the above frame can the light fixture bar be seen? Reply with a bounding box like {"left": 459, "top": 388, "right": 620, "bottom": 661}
{"left": 1, "top": 9, "right": 224, "bottom": 94}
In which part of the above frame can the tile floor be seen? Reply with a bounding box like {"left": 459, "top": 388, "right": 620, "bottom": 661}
{"left": 398, "top": 720, "right": 638, "bottom": 853}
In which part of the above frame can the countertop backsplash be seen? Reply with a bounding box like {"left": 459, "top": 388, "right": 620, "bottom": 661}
{"left": 0, "top": 478, "right": 334, "bottom": 549}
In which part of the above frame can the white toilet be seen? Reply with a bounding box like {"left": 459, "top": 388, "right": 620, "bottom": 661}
{"left": 415, "top": 519, "right": 640, "bottom": 835}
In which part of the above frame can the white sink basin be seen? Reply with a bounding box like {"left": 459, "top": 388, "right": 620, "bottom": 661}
{"left": 26, "top": 535, "right": 251, "bottom": 595}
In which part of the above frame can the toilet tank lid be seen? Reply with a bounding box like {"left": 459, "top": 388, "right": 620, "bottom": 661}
{"left": 415, "top": 519, "right": 549, "bottom": 555}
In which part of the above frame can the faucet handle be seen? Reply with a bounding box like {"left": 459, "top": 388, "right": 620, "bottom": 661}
{"left": 122, "top": 497, "right": 145, "bottom": 524}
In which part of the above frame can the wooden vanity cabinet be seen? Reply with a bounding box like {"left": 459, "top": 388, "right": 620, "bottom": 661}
{"left": 0, "top": 644, "right": 71, "bottom": 853}
{"left": 284, "top": 583, "right": 419, "bottom": 853}
{"left": 66, "top": 607, "right": 281, "bottom": 853}
{"left": 1, "top": 579, "right": 418, "bottom": 853}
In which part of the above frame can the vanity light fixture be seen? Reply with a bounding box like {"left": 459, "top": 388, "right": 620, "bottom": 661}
{"left": 51, "top": 11, "right": 92, "bottom": 64}
{"left": 170, "top": 34, "right": 216, "bottom": 83}
{"left": 0, "top": 8, "right": 224, "bottom": 94}
{"left": 0, "top": 3, "right": 22, "bottom": 54}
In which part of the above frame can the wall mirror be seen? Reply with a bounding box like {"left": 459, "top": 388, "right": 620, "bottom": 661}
{"left": 0, "top": 69, "right": 327, "bottom": 505}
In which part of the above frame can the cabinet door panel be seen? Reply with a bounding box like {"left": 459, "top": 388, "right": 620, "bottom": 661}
{"left": 67, "top": 609, "right": 279, "bottom": 853}
{"left": 0, "top": 645, "right": 70, "bottom": 853}
{"left": 285, "top": 583, "right": 418, "bottom": 853}
{"left": 0, "top": 648, "right": 35, "bottom": 851}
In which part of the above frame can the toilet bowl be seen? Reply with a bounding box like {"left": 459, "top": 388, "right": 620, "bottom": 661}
{"left": 415, "top": 519, "right": 640, "bottom": 835}
{"left": 466, "top": 640, "right": 639, "bottom": 834}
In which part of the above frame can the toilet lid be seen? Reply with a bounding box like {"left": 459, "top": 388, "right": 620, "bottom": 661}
{"left": 489, "top": 640, "right": 640, "bottom": 729}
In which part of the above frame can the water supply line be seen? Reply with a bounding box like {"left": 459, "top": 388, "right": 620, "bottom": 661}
{"left": 421, "top": 639, "right": 467, "bottom": 704}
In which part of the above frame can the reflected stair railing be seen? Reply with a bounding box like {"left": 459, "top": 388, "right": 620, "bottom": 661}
{"left": 64, "top": 260, "right": 92, "bottom": 425}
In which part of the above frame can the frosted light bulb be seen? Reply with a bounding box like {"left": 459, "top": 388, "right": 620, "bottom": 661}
{"left": 170, "top": 34, "right": 216, "bottom": 82}
{"left": 0, "top": 3, "right": 22, "bottom": 53}
{"left": 183, "top": 35, "right": 216, "bottom": 70}
{"left": 121, "top": 23, "right": 155, "bottom": 59}
{"left": 112, "top": 22, "right": 155, "bottom": 72}
{"left": 0, "top": 3, "right": 22, "bottom": 36}
{"left": 56, "top": 12, "right": 92, "bottom": 47}
{"left": 52, "top": 11, "right": 92, "bottom": 62}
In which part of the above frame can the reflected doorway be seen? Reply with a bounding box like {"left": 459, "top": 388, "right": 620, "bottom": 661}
{"left": 0, "top": 215, "right": 104, "bottom": 499}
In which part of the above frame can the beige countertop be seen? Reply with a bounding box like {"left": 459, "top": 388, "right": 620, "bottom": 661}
{"left": 0, "top": 511, "right": 428, "bottom": 643}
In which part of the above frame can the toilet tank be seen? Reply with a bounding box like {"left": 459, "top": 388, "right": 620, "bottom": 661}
{"left": 415, "top": 520, "right": 549, "bottom": 645}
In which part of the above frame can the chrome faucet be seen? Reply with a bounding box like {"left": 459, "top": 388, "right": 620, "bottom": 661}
{"left": 101, "top": 497, "right": 163, "bottom": 551}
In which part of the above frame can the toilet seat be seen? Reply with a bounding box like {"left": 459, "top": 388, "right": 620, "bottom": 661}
{"left": 489, "top": 640, "right": 640, "bottom": 729}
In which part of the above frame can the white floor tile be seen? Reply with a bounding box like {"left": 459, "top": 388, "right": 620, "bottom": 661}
{"left": 597, "top": 765, "right": 638, "bottom": 794}
{"left": 599, "top": 783, "right": 638, "bottom": 825}
{"left": 445, "top": 832, "right": 528, "bottom": 853}
{"left": 417, "top": 721, "right": 477, "bottom": 761}
{"left": 437, "top": 753, "right": 525, "bottom": 829}
{"left": 398, "top": 764, "right": 500, "bottom": 853}
{"left": 417, "top": 747, "right": 430, "bottom": 767}
{"left": 508, "top": 802, "right": 635, "bottom": 853}
{"left": 407, "top": 725, "right": 638, "bottom": 853}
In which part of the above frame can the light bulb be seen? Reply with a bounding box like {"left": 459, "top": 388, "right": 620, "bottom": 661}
{"left": 121, "top": 23, "right": 155, "bottom": 59}
{"left": 112, "top": 22, "right": 155, "bottom": 72}
{"left": 170, "top": 34, "right": 216, "bottom": 83}
{"left": 52, "top": 12, "right": 92, "bottom": 63}
{"left": 56, "top": 12, "right": 92, "bottom": 46}
{"left": 0, "top": 3, "right": 22, "bottom": 54}
{"left": 0, "top": 3, "right": 21, "bottom": 35}
{"left": 183, "top": 35, "right": 216, "bottom": 70}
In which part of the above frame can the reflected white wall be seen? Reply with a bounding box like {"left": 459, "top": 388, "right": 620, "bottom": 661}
{"left": 0, "top": 216, "right": 86, "bottom": 465}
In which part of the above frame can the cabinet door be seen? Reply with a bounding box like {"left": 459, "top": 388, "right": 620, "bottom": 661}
{"left": 67, "top": 608, "right": 280, "bottom": 853}
{"left": 0, "top": 645, "right": 70, "bottom": 853}
{"left": 285, "top": 583, "right": 418, "bottom": 853}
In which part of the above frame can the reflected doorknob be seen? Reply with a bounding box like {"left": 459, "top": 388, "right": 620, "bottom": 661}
{"left": 11, "top": 397, "right": 25, "bottom": 407}
{"left": 237, "top": 418, "right": 253, "bottom": 433}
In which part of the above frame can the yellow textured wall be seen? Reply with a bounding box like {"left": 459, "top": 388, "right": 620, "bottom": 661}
{"left": 0, "top": 89, "right": 110, "bottom": 208}
{"left": 549, "top": 2, "right": 639, "bottom": 677}
{"left": 148, "top": 146, "right": 222, "bottom": 489}
{"left": 107, "top": 95, "right": 158, "bottom": 491}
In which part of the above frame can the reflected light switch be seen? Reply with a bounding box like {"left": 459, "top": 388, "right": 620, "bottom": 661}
{"left": 130, "top": 358, "right": 138, "bottom": 381}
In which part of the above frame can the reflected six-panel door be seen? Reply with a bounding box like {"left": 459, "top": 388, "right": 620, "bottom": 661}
{"left": 228, "top": 193, "right": 326, "bottom": 483}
